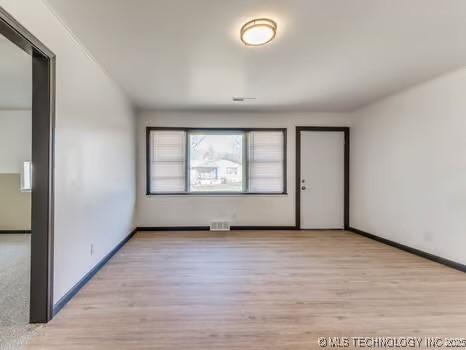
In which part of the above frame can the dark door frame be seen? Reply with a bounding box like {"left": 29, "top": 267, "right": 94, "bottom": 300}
{"left": 0, "top": 7, "right": 56, "bottom": 323}
{"left": 295, "top": 127, "right": 350, "bottom": 230}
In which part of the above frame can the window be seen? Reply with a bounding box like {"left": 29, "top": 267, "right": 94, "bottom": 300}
{"left": 149, "top": 131, "right": 185, "bottom": 193}
{"left": 248, "top": 131, "right": 285, "bottom": 193}
{"left": 147, "top": 128, "right": 286, "bottom": 195}
{"left": 189, "top": 132, "right": 244, "bottom": 192}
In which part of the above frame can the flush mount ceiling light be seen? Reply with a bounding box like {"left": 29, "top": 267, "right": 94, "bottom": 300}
{"left": 240, "top": 18, "right": 277, "bottom": 46}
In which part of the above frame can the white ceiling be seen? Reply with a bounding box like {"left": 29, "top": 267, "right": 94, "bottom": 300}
{"left": 0, "top": 35, "right": 32, "bottom": 110}
{"left": 46, "top": 0, "right": 466, "bottom": 112}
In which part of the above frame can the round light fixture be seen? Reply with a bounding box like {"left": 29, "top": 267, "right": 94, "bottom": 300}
{"left": 240, "top": 18, "right": 277, "bottom": 46}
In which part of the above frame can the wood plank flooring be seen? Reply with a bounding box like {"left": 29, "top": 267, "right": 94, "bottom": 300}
{"left": 26, "top": 231, "right": 466, "bottom": 350}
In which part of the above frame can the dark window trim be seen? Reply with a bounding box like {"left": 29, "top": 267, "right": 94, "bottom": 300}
{"left": 0, "top": 7, "right": 56, "bottom": 323}
{"left": 295, "top": 126, "right": 350, "bottom": 230}
{"left": 146, "top": 127, "right": 288, "bottom": 196}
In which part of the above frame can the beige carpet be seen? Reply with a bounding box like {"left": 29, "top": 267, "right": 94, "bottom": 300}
{"left": 0, "top": 234, "right": 39, "bottom": 350}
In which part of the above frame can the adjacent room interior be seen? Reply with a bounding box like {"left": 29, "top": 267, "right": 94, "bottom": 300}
{"left": 0, "top": 1, "right": 466, "bottom": 349}
{"left": 0, "top": 32, "right": 36, "bottom": 349}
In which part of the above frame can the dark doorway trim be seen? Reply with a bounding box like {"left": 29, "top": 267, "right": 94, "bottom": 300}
{"left": 0, "top": 7, "right": 56, "bottom": 323}
{"left": 295, "top": 127, "right": 350, "bottom": 230}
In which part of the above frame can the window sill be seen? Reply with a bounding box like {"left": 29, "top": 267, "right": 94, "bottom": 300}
{"left": 146, "top": 192, "right": 288, "bottom": 197}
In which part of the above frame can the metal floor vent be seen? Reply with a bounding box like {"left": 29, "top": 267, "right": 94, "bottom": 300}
{"left": 210, "top": 221, "right": 231, "bottom": 231}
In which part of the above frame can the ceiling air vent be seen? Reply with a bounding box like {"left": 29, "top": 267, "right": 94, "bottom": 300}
{"left": 232, "top": 97, "right": 256, "bottom": 102}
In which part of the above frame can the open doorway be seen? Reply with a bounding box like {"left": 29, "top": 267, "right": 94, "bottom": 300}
{"left": 0, "top": 5, "right": 55, "bottom": 336}
{"left": 0, "top": 30, "right": 34, "bottom": 348}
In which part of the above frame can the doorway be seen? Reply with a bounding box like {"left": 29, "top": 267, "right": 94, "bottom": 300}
{"left": 0, "top": 7, "right": 55, "bottom": 324}
{"left": 0, "top": 30, "right": 33, "bottom": 347}
{"left": 296, "top": 127, "right": 349, "bottom": 230}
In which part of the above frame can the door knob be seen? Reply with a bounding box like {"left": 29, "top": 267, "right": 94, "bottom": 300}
{"left": 301, "top": 186, "right": 306, "bottom": 190}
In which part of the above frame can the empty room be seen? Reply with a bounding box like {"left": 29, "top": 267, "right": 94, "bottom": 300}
{"left": 0, "top": 1, "right": 465, "bottom": 349}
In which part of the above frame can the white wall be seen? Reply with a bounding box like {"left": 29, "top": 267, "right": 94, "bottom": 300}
{"left": 1, "top": 0, "right": 136, "bottom": 302}
{"left": 351, "top": 68, "right": 466, "bottom": 265}
{"left": 137, "top": 111, "right": 351, "bottom": 227}
{"left": 0, "top": 110, "right": 31, "bottom": 173}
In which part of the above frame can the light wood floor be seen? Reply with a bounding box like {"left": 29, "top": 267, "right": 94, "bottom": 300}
{"left": 27, "top": 231, "right": 466, "bottom": 350}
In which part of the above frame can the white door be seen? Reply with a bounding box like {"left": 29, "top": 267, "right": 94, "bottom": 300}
{"left": 300, "top": 131, "right": 345, "bottom": 229}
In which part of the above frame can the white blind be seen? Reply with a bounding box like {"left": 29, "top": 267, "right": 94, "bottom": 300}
{"left": 248, "top": 131, "right": 284, "bottom": 193}
{"left": 150, "top": 130, "right": 186, "bottom": 193}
